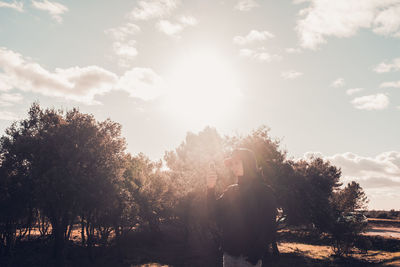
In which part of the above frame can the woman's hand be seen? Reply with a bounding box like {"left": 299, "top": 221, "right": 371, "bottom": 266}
{"left": 206, "top": 163, "right": 217, "bottom": 189}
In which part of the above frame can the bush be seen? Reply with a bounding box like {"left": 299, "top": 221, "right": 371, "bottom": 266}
{"left": 330, "top": 214, "right": 368, "bottom": 256}
{"left": 377, "top": 213, "right": 388, "bottom": 219}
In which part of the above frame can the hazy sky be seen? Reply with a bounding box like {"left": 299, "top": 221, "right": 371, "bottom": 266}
{"left": 1, "top": 0, "right": 400, "bottom": 209}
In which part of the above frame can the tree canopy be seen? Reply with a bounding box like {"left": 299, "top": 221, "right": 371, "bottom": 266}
{"left": 0, "top": 103, "right": 369, "bottom": 264}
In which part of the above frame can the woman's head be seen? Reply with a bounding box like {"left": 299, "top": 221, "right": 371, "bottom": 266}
{"left": 224, "top": 148, "right": 261, "bottom": 185}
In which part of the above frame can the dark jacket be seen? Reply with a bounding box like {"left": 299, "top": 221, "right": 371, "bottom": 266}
{"left": 207, "top": 178, "right": 277, "bottom": 264}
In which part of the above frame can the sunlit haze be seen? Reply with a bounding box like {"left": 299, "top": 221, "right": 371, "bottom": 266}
{"left": 161, "top": 46, "right": 242, "bottom": 126}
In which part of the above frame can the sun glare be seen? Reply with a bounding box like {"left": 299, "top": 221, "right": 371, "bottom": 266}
{"left": 161, "top": 48, "right": 242, "bottom": 126}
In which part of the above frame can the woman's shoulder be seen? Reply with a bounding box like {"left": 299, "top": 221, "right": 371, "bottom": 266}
{"left": 223, "top": 183, "right": 239, "bottom": 195}
{"left": 218, "top": 183, "right": 239, "bottom": 200}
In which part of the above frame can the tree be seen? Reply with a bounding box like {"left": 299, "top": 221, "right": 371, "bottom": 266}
{"left": 0, "top": 103, "right": 126, "bottom": 264}
{"left": 164, "top": 125, "right": 230, "bottom": 194}
{"left": 332, "top": 181, "right": 368, "bottom": 213}
{"left": 0, "top": 146, "right": 33, "bottom": 255}
{"left": 329, "top": 181, "right": 369, "bottom": 255}
{"left": 288, "top": 157, "right": 342, "bottom": 231}
{"left": 0, "top": 107, "right": 38, "bottom": 255}
{"left": 122, "top": 152, "right": 173, "bottom": 234}
{"left": 162, "top": 126, "right": 232, "bottom": 258}
{"left": 225, "top": 126, "right": 343, "bottom": 230}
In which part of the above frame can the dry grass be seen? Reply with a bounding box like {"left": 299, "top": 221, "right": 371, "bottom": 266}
{"left": 368, "top": 218, "right": 400, "bottom": 227}
{"left": 14, "top": 225, "right": 400, "bottom": 266}
{"left": 278, "top": 242, "right": 400, "bottom": 266}
{"left": 128, "top": 242, "right": 400, "bottom": 267}
{"left": 278, "top": 242, "right": 332, "bottom": 260}
{"left": 132, "top": 264, "right": 168, "bottom": 267}
{"left": 364, "top": 226, "right": 400, "bottom": 239}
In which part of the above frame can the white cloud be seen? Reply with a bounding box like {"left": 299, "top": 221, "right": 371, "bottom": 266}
{"left": 293, "top": 0, "right": 309, "bottom": 3}
{"left": 380, "top": 81, "right": 400, "bottom": 88}
{"left": 105, "top": 23, "right": 141, "bottom": 42}
{"left": 0, "top": 73, "right": 14, "bottom": 92}
{"left": 179, "top": 15, "right": 198, "bottom": 26}
{"left": 285, "top": 47, "right": 302, "bottom": 54}
{"left": 129, "top": 0, "right": 179, "bottom": 20}
{"left": 373, "top": 4, "right": 400, "bottom": 37}
{"left": 326, "top": 151, "right": 400, "bottom": 179}
{"left": 31, "top": 0, "right": 68, "bottom": 23}
{"left": 256, "top": 53, "right": 281, "bottom": 62}
{"left": 303, "top": 151, "right": 400, "bottom": 209}
{"left": 0, "top": 111, "right": 19, "bottom": 121}
{"left": 117, "top": 68, "right": 165, "bottom": 101}
{"left": 239, "top": 48, "right": 282, "bottom": 62}
{"left": 234, "top": 0, "right": 259, "bottom": 11}
{"left": 346, "top": 88, "right": 364, "bottom": 95}
{"left": 234, "top": 30, "right": 278, "bottom": 62}
{"left": 331, "top": 78, "right": 345, "bottom": 88}
{"left": 281, "top": 70, "right": 303, "bottom": 79}
{"left": 105, "top": 23, "right": 141, "bottom": 67}
{"left": 0, "top": 47, "right": 118, "bottom": 104}
{"left": 233, "top": 30, "right": 274, "bottom": 45}
{"left": 0, "top": 1, "right": 23, "bottom": 12}
{"left": 0, "top": 47, "right": 168, "bottom": 103}
{"left": 0, "top": 92, "right": 23, "bottom": 107}
{"left": 156, "top": 20, "right": 184, "bottom": 35}
{"left": 302, "top": 151, "right": 400, "bottom": 209}
{"left": 351, "top": 93, "right": 389, "bottom": 110}
{"left": 374, "top": 57, "right": 400, "bottom": 73}
{"left": 295, "top": 0, "right": 400, "bottom": 49}
{"left": 156, "top": 16, "right": 197, "bottom": 36}
{"left": 112, "top": 41, "right": 138, "bottom": 62}
{"left": 239, "top": 48, "right": 254, "bottom": 57}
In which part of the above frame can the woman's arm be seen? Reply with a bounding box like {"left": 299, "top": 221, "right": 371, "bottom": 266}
{"left": 246, "top": 185, "right": 278, "bottom": 264}
{"left": 206, "top": 165, "right": 219, "bottom": 221}
{"left": 207, "top": 187, "right": 218, "bottom": 220}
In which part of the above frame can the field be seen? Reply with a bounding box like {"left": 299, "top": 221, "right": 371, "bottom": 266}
{"left": 266, "top": 219, "right": 400, "bottom": 266}
{"left": 365, "top": 219, "right": 400, "bottom": 240}
{"left": 3, "top": 219, "right": 400, "bottom": 267}
{"left": 131, "top": 241, "right": 400, "bottom": 267}
{"left": 130, "top": 219, "right": 400, "bottom": 267}
{"left": 125, "top": 220, "right": 400, "bottom": 267}
{"left": 276, "top": 242, "right": 400, "bottom": 266}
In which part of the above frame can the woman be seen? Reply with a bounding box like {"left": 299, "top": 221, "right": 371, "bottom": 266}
{"left": 207, "top": 148, "right": 277, "bottom": 267}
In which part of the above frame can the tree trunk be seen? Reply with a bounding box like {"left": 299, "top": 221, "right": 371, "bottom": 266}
{"left": 81, "top": 216, "right": 85, "bottom": 246}
{"left": 51, "top": 219, "right": 66, "bottom": 267}
{"left": 272, "top": 240, "right": 279, "bottom": 255}
{"left": 85, "top": 222, "right": 94, "bottom": 261}
{"left": 66, "top": 222, "right": 73, "bottom": 240}
{"left": 4, "top": 222, "right": 16, "bottom": 256}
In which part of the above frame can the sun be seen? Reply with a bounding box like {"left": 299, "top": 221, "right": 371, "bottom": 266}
{"left": 160, "top": 47, "right": 243, "bottom": 127}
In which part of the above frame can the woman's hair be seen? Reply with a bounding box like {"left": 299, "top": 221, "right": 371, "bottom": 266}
{"left": 231, "top": 148, "right": 262, "bottom": 185}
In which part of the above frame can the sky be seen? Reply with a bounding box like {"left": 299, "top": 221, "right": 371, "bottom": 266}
{"left": 0, "top": 0, "right": 400, "bottom": 210}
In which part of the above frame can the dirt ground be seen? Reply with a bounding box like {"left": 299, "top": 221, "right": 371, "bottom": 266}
{"left": 21, "top": 222, "right": 400, "bottom": 267}
{"left": 365, "top": 219, "right": 400, "bottom": 240}
{"left": 131, "top": 241, "right": 400, "bottom": 267}
{"left": 279, "top": 242, "right": 400, "bottom": 266}
{"left": 365, "top": 226, "right": 400, "bottom": 239}
{"left": 131, "top": 223, "right": 400, "bottom": 267}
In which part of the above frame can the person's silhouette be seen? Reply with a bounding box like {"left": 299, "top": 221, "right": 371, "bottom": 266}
{"left": 207, "top": 148, "right": 278, "bottom": 267}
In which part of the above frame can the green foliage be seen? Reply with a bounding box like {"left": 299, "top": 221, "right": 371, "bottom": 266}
{"left": 0, "top": 103, "right": 127, "bottom": 260}
{"left": 122, "top": 153, "right": 174, "bottom": 233}
{"left": 162, "top": 126, "right": 232, "bottom": 252}
{"left": 332, "top": 181, "right": 368, "bottom": 213}
{"left": 329, "top": 182, "right": 369, "bottom": 255}
{"left": 164, "top": 125, "right": 230, "bottom": 194}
